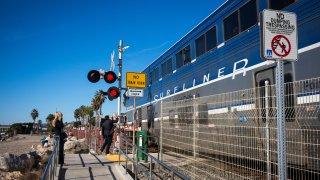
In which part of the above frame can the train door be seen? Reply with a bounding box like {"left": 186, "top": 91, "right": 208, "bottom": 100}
{"left": 147, "top": 105, "right": 158, "bottom": 149}
{"left": 255, "top": 63, "right": 303, "bottom": 167}
{"left": 255, "top": 65, "right": 295, "bottom": 124}
{"left": 137, "top": 108, "right": 142, "bottom": 128}
{"left": 255, "top": 68, "right": 275, "bottom": 124}
{"left": 147, "top": 105, "right": 154, "bottom": 130}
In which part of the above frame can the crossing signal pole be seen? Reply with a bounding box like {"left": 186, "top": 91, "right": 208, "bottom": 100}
{"left": 117, "top": 40, "right": 129, "bottom": 116}
{"left": 117, "top": 40, "right": 123, "bottom": 116}
{"left": 87, "top": 40, "right": 129, "bottom": 115}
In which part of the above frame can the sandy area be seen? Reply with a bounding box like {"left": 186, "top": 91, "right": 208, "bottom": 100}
{"left": 0, "top": 134, "right": 43, "bottom": 155}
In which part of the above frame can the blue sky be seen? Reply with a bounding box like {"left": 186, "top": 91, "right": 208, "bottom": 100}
{"left": 0, "top": 0, "right": 225, "bottom": 124}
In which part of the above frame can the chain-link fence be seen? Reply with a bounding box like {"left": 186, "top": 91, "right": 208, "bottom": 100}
{"left": 160, "top": 77, "right": 320, "bottom": 179}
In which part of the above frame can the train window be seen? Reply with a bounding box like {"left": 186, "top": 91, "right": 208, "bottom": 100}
{"left": 167, "top": 58, "right": 172, "bottom": 75}
{"left": 161, "top": 58, "right": 173, "bottom": 77}
{"left": 206, "top": 26, "right": 217, "bottom": 51}
{"left": 176, "top": 45, "right": 191, "bottom": 69}
{"left": 223, "top": 11, "right": 239, "bottom": 41}
{"left": 153, "top": 67, "right": 159, "bottom": 83}
{"left": 240, "top": 0, "right": 257, "bottom": 32}
{"left": 147, "top": 105, "right": 154, "bottom": 129}
{"left": 195, "top": 34, "right": 205, "bottom": 57}
{"left": 176, "top": 53, "right": 183, "bottom": 69}
{"left": 161, "top": 63, "right": 166, "bottom": 77}
{"left": 149, "top": 72, "right": 152, "bottom": 85}
{"left": 270, "top": 0, "right": 295, "bottom": 10}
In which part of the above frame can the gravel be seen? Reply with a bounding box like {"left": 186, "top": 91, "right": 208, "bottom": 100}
{"left": 0, "top": 134, "right": 43, "bottom": 155}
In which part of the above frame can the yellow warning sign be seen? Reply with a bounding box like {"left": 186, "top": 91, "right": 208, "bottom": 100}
{"left": 126, "top": 72, "right": 147, "bottom": 88}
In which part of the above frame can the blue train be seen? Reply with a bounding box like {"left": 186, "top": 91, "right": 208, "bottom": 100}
{"left": 126, "top": 0, "right": 320, "bottom": 127}
{"left": 124, "top": 0, "right": 320, "bottom": 176}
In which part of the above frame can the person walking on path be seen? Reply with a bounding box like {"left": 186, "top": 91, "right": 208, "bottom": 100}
{"left": 99, "top": 115, "right": 117, "bottom": 155}
{"left": 53, "top": 112, "right": 67, "bottom": 166}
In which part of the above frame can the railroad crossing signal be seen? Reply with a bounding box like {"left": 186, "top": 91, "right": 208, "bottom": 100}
{"left": 107, "top": 86, "right": 121, "bottom": 100}
{"left": 87, "top": 70, "right": 101, "bottom": 83}
{"left": 104, "top": 71, "right": 117, "bottom": 83}
{"left": 87, "top": 70, "right": 120, "bottom": 101}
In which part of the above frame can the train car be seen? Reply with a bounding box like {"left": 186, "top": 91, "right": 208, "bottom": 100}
{"left": 125, "top": 0, "right": 320, "bottom": 175}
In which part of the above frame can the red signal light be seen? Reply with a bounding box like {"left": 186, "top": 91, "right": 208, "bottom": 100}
{"left": 104, "top": 71, "right": 117, "bottom": 84}
{"left": 87, "top": 70, "right": 101, "bottom": 83}
{"left": 107, "top": 86, "right": 120, "bottom": 100}
{"left": 110, "top": 89, "right": 118, "bottom": 96}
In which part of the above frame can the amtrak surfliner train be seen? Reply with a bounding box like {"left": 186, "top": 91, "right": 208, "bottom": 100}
{"left": 125, "top": 0, "right": 320, "bottom": 172}
{"left": 126, "top": 0, "right": 320, "bottom": 130}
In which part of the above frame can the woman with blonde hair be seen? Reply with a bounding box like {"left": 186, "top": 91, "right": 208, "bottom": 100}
{"left": 53, "top": 112, "right": 67, "bottom": 166}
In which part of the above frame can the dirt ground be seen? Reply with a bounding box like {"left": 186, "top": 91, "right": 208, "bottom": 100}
{"left": 0, "top": 134, "right": 43, "bottom": 155}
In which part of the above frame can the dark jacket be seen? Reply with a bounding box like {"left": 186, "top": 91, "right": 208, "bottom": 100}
{"left": 54, "top": 120, "right": 64, "bottom": 137}
{"left": 101, "top": 118, "right": 117, "bottom": 137}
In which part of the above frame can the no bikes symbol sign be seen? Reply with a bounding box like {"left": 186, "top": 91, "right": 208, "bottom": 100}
{"left": 271, "top": 35, "right": 291, "bottom": 57}
{"left": 261, "top": 10, "right": 297, "bottom": 61}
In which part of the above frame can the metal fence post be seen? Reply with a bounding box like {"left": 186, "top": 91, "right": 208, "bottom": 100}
{"left": 157, "top": 135, "right": 160, "bottom": 160}
{"left": 125, "top": 142, "right": 128, "bottom": 174}
{"left": 48, "top": 165, "right": 51, "bottom": 180}
{"left": 149, "top": 158, "right": 153, "bottom": 179}
{"left": 265, "top": 80, "right": 271, "bottom": 180}
{"left": 193, "top": 95, "right": 196, "bottom": 160}
{"left": 276, "top": 59, "right": 287, "bottom": 180}
{"left": 118, "top": 137, "right": 121, "bottom": 165}
{"left": 135, "top": 161, "right": 138, "bottom": 180}
{"left": 160, "top": 100, "right": 163, "bottom": 161}
{"left": 95, "top": 129, "right": 97, "bottom": 153}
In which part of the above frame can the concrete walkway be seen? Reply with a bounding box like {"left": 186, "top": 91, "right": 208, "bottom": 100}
{"left": 56, "top": 154, "right": 132, "bottom": 180}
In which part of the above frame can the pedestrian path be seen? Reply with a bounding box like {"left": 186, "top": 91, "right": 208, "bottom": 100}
{"left": 56, "top": 153, "right": 132, "bottom": 180}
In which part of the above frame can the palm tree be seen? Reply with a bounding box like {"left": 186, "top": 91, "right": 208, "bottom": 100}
{"left": 74, "top": 109, "right": 80, "bottom": 121}
{"left": 38, "top": 119, "right": 42, "bottom": 134}
{"left": 96, "top": 90, "right": 106, "bottom": 115}
{"left": 91, "top": 90, "right": 105, "bottom": 127}
{"left": 46, "top": 113, "right": 55, "bottom": 131}
{"left": 30, "top": 109, "right": 39, "bottom": 135}
{"left": 74, "top": 105, "right": 94, "bottom": 127}
{"left": 81, "top": 105, "right": 94, "bottom": 123}
{"left": 79, "top": 105, "right": 86, "bottom": 121}
{"left": 74, "top": 105, "right": 94, "bottom": 136}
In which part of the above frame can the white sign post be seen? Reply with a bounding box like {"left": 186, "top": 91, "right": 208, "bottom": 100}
{"left": 127, "top": 88, "right": 144, "bottom": 168}
{"left": 261, "top": 10, "right": 298, "bottom": 180}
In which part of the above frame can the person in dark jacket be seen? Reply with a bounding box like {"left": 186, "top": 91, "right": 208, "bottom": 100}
{"left": 99, "top": 115, "right": 117, "bottom": 154}
{"left": 53, "top": 112, "right": 67, "bottom": 166}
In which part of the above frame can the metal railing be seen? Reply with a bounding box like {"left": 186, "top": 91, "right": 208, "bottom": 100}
{"left": 41, "top": 136, "right": 60, "bottom": 180}
{"left": 119, "top": 136, "right": 190, "bottom": 180}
